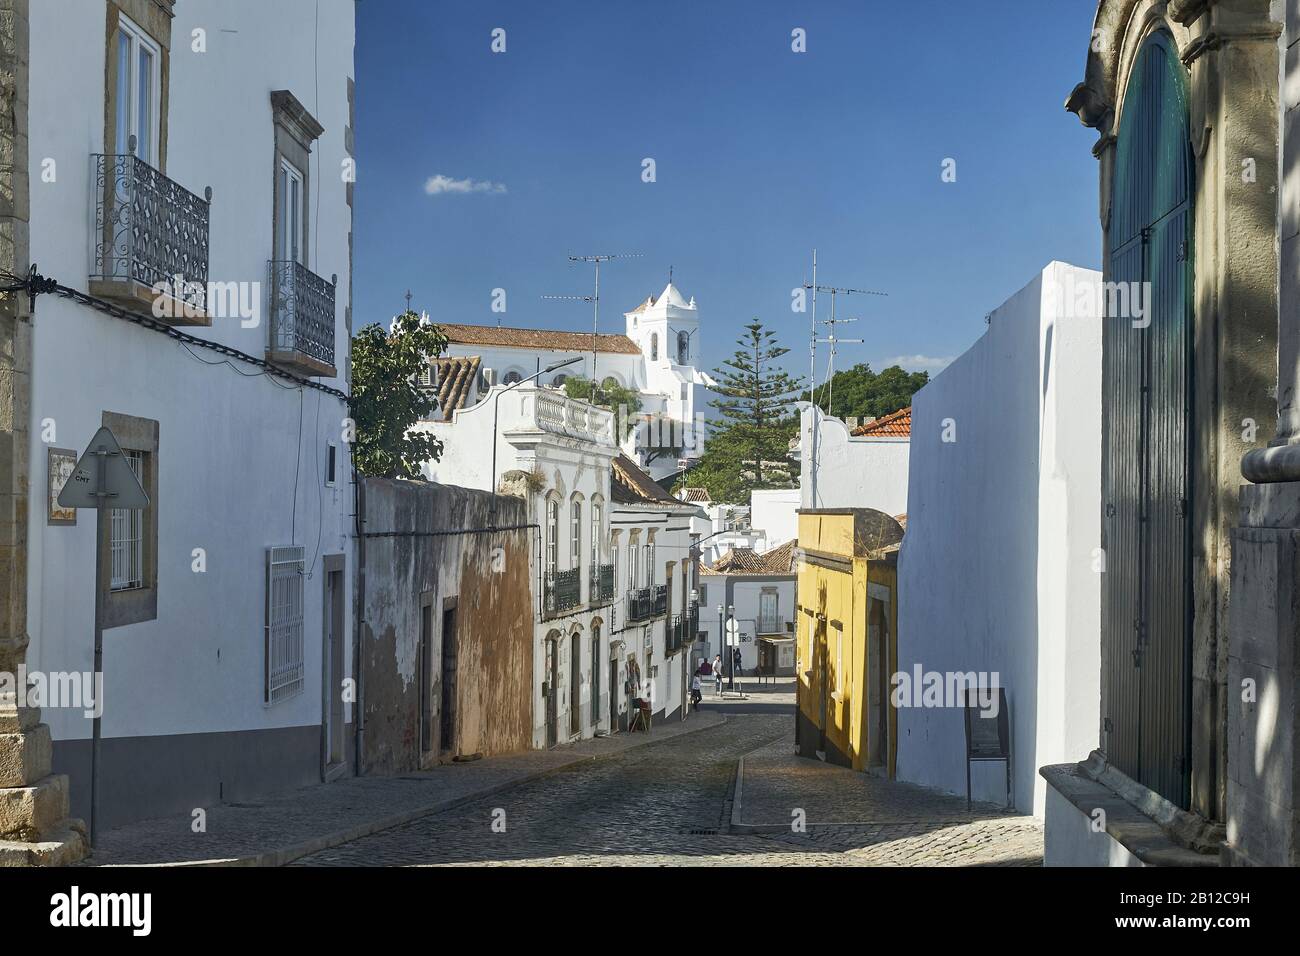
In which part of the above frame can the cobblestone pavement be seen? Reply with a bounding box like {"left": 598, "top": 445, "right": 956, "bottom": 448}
{"left": 85, "top": 711, "right": 725, "bottom": 866}
{"left": 294, "top": 714, "right": 1043, "bottom": 866}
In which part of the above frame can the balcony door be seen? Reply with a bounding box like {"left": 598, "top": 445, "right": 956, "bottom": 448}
{"left": 277, "top": 158, "right": 305, "bottom": 265}
{"left": 114, "top": 15, "right": 161, "bottom": 164}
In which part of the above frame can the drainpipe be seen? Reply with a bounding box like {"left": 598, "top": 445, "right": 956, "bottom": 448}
{"left": 352, "top": 466, "right": 366, "bottom": 776}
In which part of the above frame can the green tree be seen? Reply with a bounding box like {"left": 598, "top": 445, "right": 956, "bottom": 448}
{"left": 563, "top": 375, "right": 643, "bottom": 440}
{"left": 350, "top": 309, "right": 448, "bottom": 478}
{"left": 691, "top": 321, "right": 803, "bottom": 498}
{"left": 800, "top": 362, "right": 928, "bottom": 421}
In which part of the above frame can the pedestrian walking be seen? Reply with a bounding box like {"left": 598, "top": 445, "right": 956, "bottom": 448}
{"left": 712, "top": 654, "right": 724, "bottom": 696}
{"left": 690, "top": 673, "right": 703, "bottom": 711}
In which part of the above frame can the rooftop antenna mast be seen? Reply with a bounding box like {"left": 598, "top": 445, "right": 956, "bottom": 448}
{"left": 817, "top": 315, "right": 864, "bottom": 417}
{"left": 800, "top": 280, "right": 887, "bottom": 413}
{"left": 542, "top": 252, "right": 641, "bottom": 393}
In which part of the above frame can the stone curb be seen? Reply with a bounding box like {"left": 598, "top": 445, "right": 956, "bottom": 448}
{"left": 95, "top": 712, "right": 729, "bottom": 868}
{"left": 729, "top": 744, "right": 1034, "bottom": 835}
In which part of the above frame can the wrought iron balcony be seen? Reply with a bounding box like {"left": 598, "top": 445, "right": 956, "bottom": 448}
{"left": 545, "top": 568, "right": 582, "bottom": 617}
{"left": 653, "top": 584, "right": 668, "bottom": 616}
{"left": 268, "top": 259, "right": 337, "bottom": 377}
{"left": 627, "top": 587, "right": 655, "bottom": 623}
{"left": 591, "top": 563, "right": 615, "bottom": 603}
{"left": 90, "top": 151, "right": 211, "bottom": 324}
{"left": 667, "top": 614, "right": 683, "bottom": 654}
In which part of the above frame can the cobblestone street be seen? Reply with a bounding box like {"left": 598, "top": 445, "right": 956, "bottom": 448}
{"left": 295, "top": 712, "right": 1043, "bottom": 867}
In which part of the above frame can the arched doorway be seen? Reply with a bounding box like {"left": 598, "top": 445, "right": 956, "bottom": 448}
{"left": 1102, "top": 29, "right": 1193, "bottom": 808}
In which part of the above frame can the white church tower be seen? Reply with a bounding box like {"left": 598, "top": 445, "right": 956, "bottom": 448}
{"left": 624, "top": 280, "right": 712, "bottom": 480}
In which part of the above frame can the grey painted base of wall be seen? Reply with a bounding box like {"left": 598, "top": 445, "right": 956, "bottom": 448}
{"left": 53, "top": 724, "right": 338, "bottom": 830}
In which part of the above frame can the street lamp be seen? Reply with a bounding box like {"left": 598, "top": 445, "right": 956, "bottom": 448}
{"left": 489, "top": 356, "right": 582, "bottom": 515}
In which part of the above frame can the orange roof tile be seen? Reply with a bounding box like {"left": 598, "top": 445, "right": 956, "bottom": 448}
{"left": 851, "top": 406, "right": 911, "bottom": 438}
{"left": 436, "top": 323, "right": 642, "bottom": 355}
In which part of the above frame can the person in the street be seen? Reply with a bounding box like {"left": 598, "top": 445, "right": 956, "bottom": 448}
{"left": 732, "top": 646, "right": 743, "bottom": 679}
{"left": 690, "top": 672, "right": 702, "bottom": 710}
{"left": 712, "top": 654, "right": 724, "bottom": 696}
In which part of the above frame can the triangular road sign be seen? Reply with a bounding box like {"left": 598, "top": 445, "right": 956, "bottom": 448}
{"left": 57, "top": 426, "right": 150, "bottom": 511}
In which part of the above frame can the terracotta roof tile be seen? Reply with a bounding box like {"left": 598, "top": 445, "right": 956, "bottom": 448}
{"left": 851, "top": 406, "right": 911, "bottom": 438}
{"left": 430, "top": 355, "right": 481, "bottom": 421}
{"left": 436, "top": 323, "right": 642, "bottom": 355}
{"left": 611, "top": 454, "right": 678, "bottom": 505}
{"left": 705, "top": 540, "right": 797, "bottom": 575}
{"left": 680, "top": 487, "right": 712, "bottom": 503}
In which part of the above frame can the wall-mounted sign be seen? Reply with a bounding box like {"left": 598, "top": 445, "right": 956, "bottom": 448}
{"left": 47, "top": 447, "right": 77, "bottom": 525}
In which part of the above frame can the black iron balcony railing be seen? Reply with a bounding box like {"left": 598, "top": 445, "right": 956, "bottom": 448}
{"left": 591, "top": 563, "right": 615, "bottom": 603}
{"left": 545, "top": 568, "right": 582, "bottom": 617}
{"left": 91, "top": 151, "right": 211, "bottom": 316}
{"left": 627, "top": 587, "right": 655, "bottom": 622}
{"left": 667, "top": 614, "right": 684, "bottom": 654}
{"left": 653, "top": 584, "right": 668, "bottom": 616}
{"left": 269, "top": 259, "right": 337, "bottom": 376}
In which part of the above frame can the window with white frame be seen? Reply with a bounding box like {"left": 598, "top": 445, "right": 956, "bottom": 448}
{"left": 109, "top": 450, "right": 145, "bottom": 591}
{"left": 611, "top": 532, "right": 619, "bottom": 592}
{"left": 546, "top": 497, "right": 560, "bottom": 575}
{"left": 265, "top": 546, "right": 306, "bottom": 704}
{"left": 570, "top": 497, "right": 582, "bottom": 572}
{"left": 114, "top": 15, "right": 161, "bottom": 164}
{"left": 645, "top": 533, "right": 656, "bottom": 587}
{"left": 277, "top": 158, "right": 306, "bottom": 264}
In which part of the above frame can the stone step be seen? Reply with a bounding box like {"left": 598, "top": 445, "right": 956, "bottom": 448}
{"left": 0, "top": 722, "right": 52, "bottom": 787}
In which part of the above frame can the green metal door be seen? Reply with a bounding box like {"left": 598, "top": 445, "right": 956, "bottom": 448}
{"left": 1101, "top": 30, "right": 1193, "bottom": 808}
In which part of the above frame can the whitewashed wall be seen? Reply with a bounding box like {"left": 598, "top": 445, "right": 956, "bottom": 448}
{"left": 750, "top": 489, "right": 799, "bottom": 550}
{"left": 895, "top": 261, "right": 1102, "bottom": 819}
{"left": 26, "top": 0, "right": 354, "bottom": 778}
{"left": 799, "top": 407, "right": 910, "bottom": 516}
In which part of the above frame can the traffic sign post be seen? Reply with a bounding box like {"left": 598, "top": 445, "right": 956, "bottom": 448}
{"left": 57, "top": 427, "right": 149, "bottom": 845}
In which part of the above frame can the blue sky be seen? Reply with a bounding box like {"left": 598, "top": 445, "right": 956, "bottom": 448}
{"left": 354, "top": 0, "right": 1102, "bottom": 382}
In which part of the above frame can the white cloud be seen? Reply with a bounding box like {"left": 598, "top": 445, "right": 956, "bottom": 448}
{"left": 883, "top": 354, "right": 954, "bottom": 374}
{"left": 423, "top": 173, "right": 507, "bottom": 196}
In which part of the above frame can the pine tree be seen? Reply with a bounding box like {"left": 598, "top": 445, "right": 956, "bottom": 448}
{"left": 705, "top": 321, "right": 804, "bottom": 493}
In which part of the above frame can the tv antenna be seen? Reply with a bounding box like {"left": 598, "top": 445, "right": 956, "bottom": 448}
{"left": 801, "top": 277, "right": 886, "bottom": 412}
{"left": 542, "top": 252, "right": 642, "bottom": 389}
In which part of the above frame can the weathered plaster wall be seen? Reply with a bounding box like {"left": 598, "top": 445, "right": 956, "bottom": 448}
{"left": 361, "top": 479, "right": 533, "bottom": 774}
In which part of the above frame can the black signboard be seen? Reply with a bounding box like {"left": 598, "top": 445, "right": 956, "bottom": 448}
{"left": 963, "top": 687, "right": 1012, "bottom": 809}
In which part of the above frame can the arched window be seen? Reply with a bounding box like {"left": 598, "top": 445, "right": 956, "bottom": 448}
{"left": 552, "top": 373, "right": 569, "bottom": 388}
{"left": 650, "top": 333, "right": 658, "bottom": 362}
{"left": 546, "top": 496, "right": 560, "bottom": 575}
{"left": 503, "top": 370, "right": 522, "bottom": 385}
{"left": 677, "top": 330, "right": 690, "bottom": 364}
{"left": 570, "top": 496, "right": 583, "bottom": 572}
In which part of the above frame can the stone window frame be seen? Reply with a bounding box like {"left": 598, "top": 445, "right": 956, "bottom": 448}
{"left": 104, "top": 0, "right": 174, "bottom": 171}
{"left": 270, "top": 90, "right": 325, "bottom": 272}
{"left": 101, "top": 410, "right": 160, "bottom": 628}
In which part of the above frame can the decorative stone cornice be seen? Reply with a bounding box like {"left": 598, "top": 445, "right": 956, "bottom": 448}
{"left": 270, "top": 90, "right": 325, "bottom": 147}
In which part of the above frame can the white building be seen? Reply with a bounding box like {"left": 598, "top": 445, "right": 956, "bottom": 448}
{"left": 798, "top": 404, "right": 911, "bottom": 516}
{"left": 749, "top": 489, "right": 800, "bottom": 553}
{"left": 609, "top": 456, "right": 703, "bottom": 727}
{"left": 895, "top": 262, "right": 1101, "bottom": 818}
{"left": 430, "top": 281, "right": 712, "bottom": 482}
{"left": 698, "top": 541, "right": 797, "bottom": 675}
{"left": 25, "top": 0, "right": 355, "bottom": 829}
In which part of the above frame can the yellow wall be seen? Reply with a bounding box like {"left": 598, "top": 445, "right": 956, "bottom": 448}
{"left": 796, "top": 512, "right": 898, "bottom": 775}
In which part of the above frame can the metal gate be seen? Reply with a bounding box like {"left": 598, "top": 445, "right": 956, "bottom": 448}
{"left": 1101, "top": 30, "right": 1193, "bottom": 808}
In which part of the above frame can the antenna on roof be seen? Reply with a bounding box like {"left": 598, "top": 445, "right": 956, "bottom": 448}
{"left": 404, "top": 289, "right": 412, "bottom": 314}
{"left": 801, "top": 278, "right": 887, "bottom": 414}
{"left": 542, "top": 252, "right": 642, "bottom": 396}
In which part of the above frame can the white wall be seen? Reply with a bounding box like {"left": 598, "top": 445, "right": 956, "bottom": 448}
{"left": 895, "top": 261, "right": 1101, "bottom": 819}
{"left": 799, "top": 407, "right": 910, "bottom": 516}
{"left": 27, "top": 1, "right": 354, "bottom": 747}
{"left": 697, "top": 574, "right": 795, "bottom": 670}
{"left": 750, "top": 489, "right": 799, "bottom": 549}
